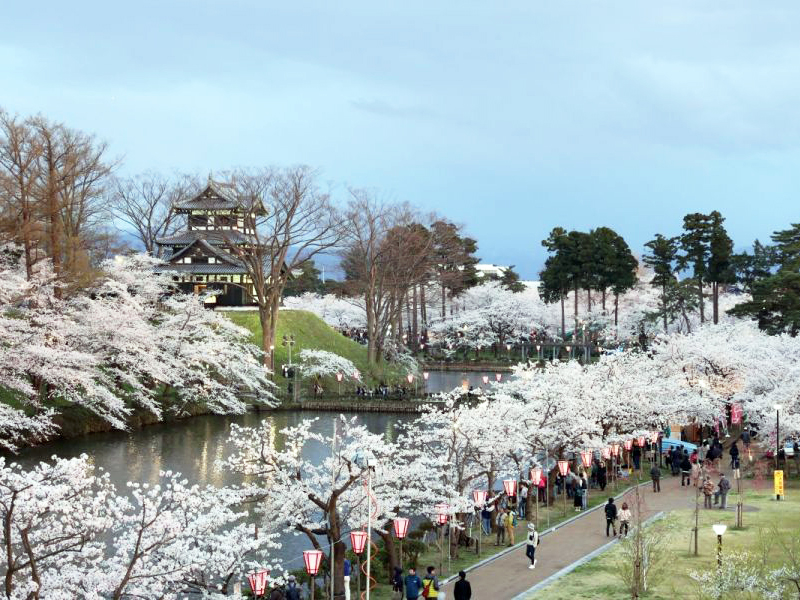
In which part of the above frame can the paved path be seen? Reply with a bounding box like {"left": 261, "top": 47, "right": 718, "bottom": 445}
{"left": 442, "top": 474, "right": 704, "bottom": 599}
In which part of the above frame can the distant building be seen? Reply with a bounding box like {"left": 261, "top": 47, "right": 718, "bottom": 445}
{"left": 155, "top": 179, "right": 265, "bottom": 306}
{"left": 474, "top": 263, "right": 509, "bottom": 279}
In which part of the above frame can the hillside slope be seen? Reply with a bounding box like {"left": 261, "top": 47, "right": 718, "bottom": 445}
{"left": 224, "top": 309, "right": 399, "bottom": 389}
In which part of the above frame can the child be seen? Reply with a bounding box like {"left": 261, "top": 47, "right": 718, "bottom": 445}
{"left": 618, "top": 502, "right": 631, "bottom": 538}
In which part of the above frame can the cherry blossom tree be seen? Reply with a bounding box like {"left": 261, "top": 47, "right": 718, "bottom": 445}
{"left": 297, "top": 349, "right": 358, "bottom": 380}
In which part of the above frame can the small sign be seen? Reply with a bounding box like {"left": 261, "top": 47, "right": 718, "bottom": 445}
{"left": 774, "top": 470, "right": 785, "bottom": 497}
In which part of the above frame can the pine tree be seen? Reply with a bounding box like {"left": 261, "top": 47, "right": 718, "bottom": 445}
{"left": 499, "top": 265, "right": 525, "bottom": 293}
{"left": 707, "top": 211, "right": 735, "bottom": 324}
{"left": 643, "top": 234, "right": 679, "bottom": 333}
{"left": 540, "top": 227, "right": 572, "bottom": 338}
{"left": 731, "top": 240, "right": 777, "bottom": 294}
{"left": 678, "top": 213, "right": 713, "bottom": 323}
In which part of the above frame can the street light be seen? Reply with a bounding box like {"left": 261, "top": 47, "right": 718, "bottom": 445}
{"left": 503, "top": 479, "right": 517, "bottom": 497}
{"left": 482, "top": 375, "right": 489, "bottom": 385}
{"left": 336, "top": 372, "right": 343, "bottom": 395}
{"left": 353, "top": 449, "right": 377, "bottom": 600}
{"left": 303, "top": 550, "right": 324, "bottom": 600}
{"left": 712, "top": 524, "right": 727, "bottom": 567}
{"left": 495, "top": 373, "right": 502, "bottom": 382}
{"left": 423, "top": 371, "right": 429, "bottom": 395}
{"left": 435, "top": 503, "right": 449, "bottom": 574}
{"left": 247, "top": 569, "right": 270, "bottom": 598}
{"left": 557, "top": 460, "right": 570, "bottom": 515}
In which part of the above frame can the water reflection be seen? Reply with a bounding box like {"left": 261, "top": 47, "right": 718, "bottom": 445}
{"left": 14, "top": 410, "right": 412, "bottom": 565}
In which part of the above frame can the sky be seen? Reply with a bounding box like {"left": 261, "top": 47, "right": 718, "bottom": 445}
{"left": 3, "top": 1, "right": 800, "bottom": 278}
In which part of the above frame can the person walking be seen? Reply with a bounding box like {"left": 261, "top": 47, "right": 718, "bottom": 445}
{"left": 618, "top": 501, "right": 632, "bottom": 538}
{"left": 730, "top": 441, "right": 740, "bottom": 471}
{"left": 698, "top": 439, "right": 708, "bottom": 463}
{"left": 268, "top": 583, "right": 285, "bottom": 600}
{"left": 573, "top": 479, "right": 583, "bottom": 512}
{"left": 650, "top": 463, "right": 661, "bottom": 492}
{"left": 715, "top": 473, "right": 731, "bottom": 509}
{"left": 422, "top": 566, "right": 440, "bottom": 599}
{"left": 344, "top": 558, "right": 352, "bottom": 600}
{"left": 580, "top": 474, "right": 588, "bottom": 510}
{"left": 604, "top": 497, "right": 618, "bottom": 537}
{"left": 404, "top": 567, "right": 423, "bottom": 600}
{"left": 495, "top": 507, "right": 506, "bottom": 546}
{"left": 285, "top": 575, "right": 301, "bottom": 600}
{"left": 597, "top": 462, "right": 607, "bottom": 491}
{"left": 702, "top": 475, "right": 715, "bottom": 508}
{"left": 391, "top": 566, "right": 404, "bottom": 600}
{"left": 740, "top": 429, "right": 751, "bottom": 452}
{"left": 519, "top": 484, "right": 528, "bottom": 520}
{"left": 681, "top": 452, "right": 692, "bottom": 487}
{"left": 525, "top": 523, "right": 539, "bottom": 569}
{"left": 632, "top": 444, "right": 642, "bottom": 472}
{"left": 504, "top": 506, "right": 516, "bottom": 546}
{"left": 453, "top": 571, "right": 472, "bottom": 600}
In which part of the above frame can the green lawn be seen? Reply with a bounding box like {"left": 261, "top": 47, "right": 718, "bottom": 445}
{"left": 525, "top": 479, "right": 800, "bottom": 599}
{"left": 224, "top": 309, "right": 403, "bottom": 392}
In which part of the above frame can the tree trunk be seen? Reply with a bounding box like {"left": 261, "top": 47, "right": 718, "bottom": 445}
{"left": 412, "top": 285, "right": 418, "bottom": 347}
{"left": 259, "top": 306, "right": 273, "bottom": 366}
{"left": 560, "top": 294, "right": 566, "bottom": 340}
{"left": 662, "top": 284, "right": 668, "bottom": 333}
{"left": 712, "top": 281, "right": 719, "bottom": 324}
{"left": 614, "top": 293, "right": 619, "bottom": 327}
{"left": 420, "top": 285, "right": 427, "bottom": 334}
{"left": 587, "top": 288, "right": 592, "bottom": 312}
{"left": 574, "top": 283, "right": 579, "bottom": 333}
{"left": 441, "top": 276, "right": 447, "bottom": 319}
{"left": 378, "top": 530, "right": 398, "bottom": 579}
{"left": 601, "top": 288, "right": 606, "bottom": 311}
{"left": 698, "top": 277, "right": 704, "bottom": 323}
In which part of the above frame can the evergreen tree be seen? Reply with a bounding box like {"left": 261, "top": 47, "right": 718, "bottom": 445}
{"left": 643, "top": 234, "right": 679, "bottom": 333}
{"left": 707, "top": 211, "right": 735, "bottom": 324}
{"left": 539, "top": 227, "right": 572, "bottom": 338}
{"left": 731, "top": 240, "right": 777, "bottom": 293}
{"left": 678, "top": 213, "right": 713, "bottom": 324}
{"left": 430, "top": 220, "right": 480, "bottom": 318}
{"left": 590, "top": 227, "right": 638, "bottom": 325}
{"left": 729, "top": 223, "right": 800, "bottom": 336}
{"left": 499, "top": 265, "right": 525, "bottom": 293}
{"left": 282, "top": 260, "right": 325, "bottom": 297}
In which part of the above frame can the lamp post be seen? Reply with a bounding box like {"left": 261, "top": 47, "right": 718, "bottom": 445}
{"left": 282, "top": 334, "right": 297, "bottom": 401}
{"left": 350, "top": 530, "right": 367, "bottom": 595}
{"left": 506, "top": 342, "right": 512, "bottom": 360}
{"left": 611, "top": 443, "right": 620, "bottom": 489}
{"left": 712, "top": 524, "right": 727, "bottom": 568}
{"left": 495, "top": 373, "right": 502, "bottom": 383}
{"left": 580, "top": 451, "right": 592, "bottom": 509}
{"left": 246, "top": 569, "right": 270, "bottom": 599}
{"left": 336, "top": 372, "right": 343, "bottom": 395}
{"left": 565, "top": 345, "right": 571, "bottom": 360}
{"left": 393, "top": 518, "right": 409, "bottom": 568}
{"left": 775, "top": 404, "right": 782, "bottom": 500}
{"left": 407, "top": 373, "right": 416, "bottom": 396}
{"left": 422, "top": 371, "right": 429, "bottom": 395}
{"left": 557, "top": 460, "right": 569, "bottom": 516}
{"left": 473, "top": 489, "right": 488, "bottom": 556}
{"left": 353, "top": 449, "right": 377, "bottom": 600}
{"left": 535, "top": 344, "right": 541, "bottom": 360}
{"left": 303, "top": 550, "right": 323, "bottom": 600}
{"left": 624, "top": 439, "right": 633, "bottom": 475}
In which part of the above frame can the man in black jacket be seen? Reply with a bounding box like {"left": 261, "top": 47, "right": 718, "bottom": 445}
{"left": 453, "top": 571, "right": 472, "bottom": 600}
{"left": 605, "top": 497, "right": 617, "bottom": 537}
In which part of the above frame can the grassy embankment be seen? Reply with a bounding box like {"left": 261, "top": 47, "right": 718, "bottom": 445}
{"left": 225, "top": 309, "right": 403, "bottom": 394}
{"left": 524, "top": 478, "right": 800, "bottom": 599}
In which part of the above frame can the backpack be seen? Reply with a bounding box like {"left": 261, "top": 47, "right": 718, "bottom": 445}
{"left": 421, "top": 578, "right": 434, "bottom": 598}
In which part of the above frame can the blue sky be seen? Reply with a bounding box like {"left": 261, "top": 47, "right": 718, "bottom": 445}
{"left": 3, "top": 1, "right": 800, "bottom": 278}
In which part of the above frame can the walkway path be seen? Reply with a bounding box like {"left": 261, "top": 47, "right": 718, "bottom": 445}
{"left": 442, "top": 473, "right": 708, "bottom": 599}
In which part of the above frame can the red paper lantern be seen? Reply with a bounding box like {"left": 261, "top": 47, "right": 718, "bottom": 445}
{"left": 530, "top": 467, "right": 542, "bottom": 485}
{"left": 503, "top": 479, "right": 517, "bottom": 497}
{"left": 336, "top": 372, "right": 343, "bottom": 382}
{"left": 580, "top": 450, "right": 592, "bottom": 469}
{"left": 623, "top": 439, "right": 633, "bottom": 451}
{"left": 557, "top": 460, "right": 569, "bottom": 477}
{"left": 731, "top": 404, "right": 743, "bottom": 425}
{"left": 406, "top": 373, "right": 414, "bottom": 384}
{"left": 611, "top": 443, "right": 620, "bottom": 457}
{"left": 350, "top": 531, "right": 368, "bottom": 555}
{"left": 495, "top": 373, "right": 502, "bottom": 382}
{"left": 650, "top": 431, "right": 659, "bottom": 444}
{"left": 353, "top": 369, "right": 361, "bottom": 380}
{"left": 303, "top": 549, "right": 324, "bottom": 576}
{"left": 637, "top": 436, "right": 646, "bottom": 447}
{"left": 393, "top": 517, "right": 410, "bottom": 540}
{"left": 247, "top": 569, "right": 270, "bottom": 596}
{"left": 472, "top": 489, "right": 488, "bottom": 506}
{"left": 435, "top": 503, "right": 449, "bottom": 525}
{"left": 423, "top": 371, "right": 430, "bottom": 381}
{"left": 482, "top": 375, "right": 489, "bottom": 385}
{"left": 601, "top": 447, "right": 611, "bottom": 460}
